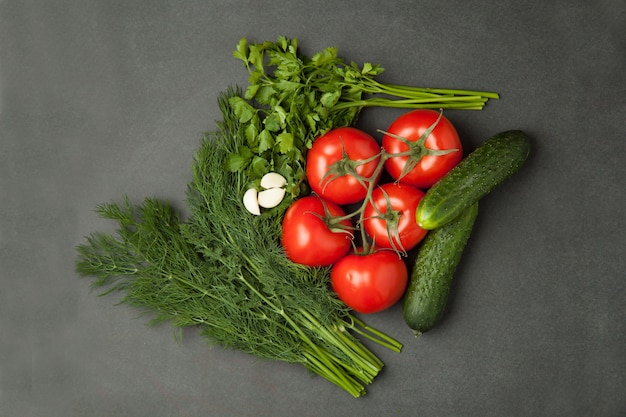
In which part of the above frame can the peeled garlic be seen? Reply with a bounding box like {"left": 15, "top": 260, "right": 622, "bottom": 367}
{"left": 243, "top": 172, "right": 288, "bottom": 215}
{"left": 243, "top": 188, "right": 261, "bottom": 215}
{"left": 260, "top": 172, "right": 287, "bottom": 190}
{"left": 257, "top": 187, "right": 286, "bottom": 208}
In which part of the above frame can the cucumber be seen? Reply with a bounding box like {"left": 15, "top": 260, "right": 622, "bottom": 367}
{"left": 403, "top": 202, "right": 479, "bottom": 335}
{"left": 416, "top": 130, "right": 530, "bottom": 230}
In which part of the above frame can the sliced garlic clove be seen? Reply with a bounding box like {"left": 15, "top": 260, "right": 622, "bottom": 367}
{"left": 260, "top": 172, "right": 287, "bottom": 189}
{"left": 257, "top": 187, "right": 286, "bottom": 208}
{"left": 243, "top": 188, "right": 261, "bottom": 215}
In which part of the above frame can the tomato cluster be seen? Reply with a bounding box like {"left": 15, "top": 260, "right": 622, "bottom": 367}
{"left": 281, "top": 109, "right": 462, "bottom": 314}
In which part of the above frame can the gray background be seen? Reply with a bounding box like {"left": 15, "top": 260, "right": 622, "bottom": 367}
{"left": 1, "top": 1, "right": 625, "bottom": 416}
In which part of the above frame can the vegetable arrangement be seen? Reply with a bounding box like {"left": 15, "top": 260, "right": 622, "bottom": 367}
{"left": 75, "top": 36, "right": 529, "bottom": 397}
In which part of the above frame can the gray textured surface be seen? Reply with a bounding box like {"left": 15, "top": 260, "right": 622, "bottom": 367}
{"left": 1, "top": 1, "right": 625, "bottom": 416}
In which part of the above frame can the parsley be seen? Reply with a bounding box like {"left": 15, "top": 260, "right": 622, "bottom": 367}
{"left": 228, "top": 36, "right": 499, "bottom": 201}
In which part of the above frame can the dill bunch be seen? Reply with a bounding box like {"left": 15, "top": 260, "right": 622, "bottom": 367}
{"left": 75, "top": 88, "right": 402, "bottom": 398}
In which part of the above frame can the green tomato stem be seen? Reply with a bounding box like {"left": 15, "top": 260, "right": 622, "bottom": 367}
{"left": 325, "top": 145, "right": 413, "bottom": 254}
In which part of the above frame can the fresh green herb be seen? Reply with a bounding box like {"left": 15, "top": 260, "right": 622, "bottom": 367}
{"left": 76, "top": 88, "right": 402, "bottom": 398}
{"left": 228, "top": 36, "right": 499, "bottom": 200}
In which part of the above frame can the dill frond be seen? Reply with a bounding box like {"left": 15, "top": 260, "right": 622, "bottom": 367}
{"left": 75, "top": 87, "right": 401, "bottom": 398}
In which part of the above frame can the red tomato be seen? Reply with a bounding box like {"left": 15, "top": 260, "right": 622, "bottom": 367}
{"left": 306, "top": 127, "right": 382, "bottom": 205}
{"left": 330, "top": 250, "right": 408, "bottom": 314}
{"left": 281, "top": 195, "right": 353, "bottom": 266}
{"left": 382, "top": 109, "right": 462, "bottom": 189}
{"left": 362, "top": 183, "right": 428, "bottom": 252}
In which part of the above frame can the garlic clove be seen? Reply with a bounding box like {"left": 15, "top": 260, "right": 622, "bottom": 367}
{"left": 243, "top": 188, "right": 261, "bottom": 215}
{"left": 260, "top": 172, "right": 287, "bottom": 190}
{"left": 257, "top": 187, "right": 286, "bottom": 209}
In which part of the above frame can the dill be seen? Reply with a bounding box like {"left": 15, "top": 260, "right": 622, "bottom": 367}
{"left": 76, "top": 88, "right": 402, "bottom": 398}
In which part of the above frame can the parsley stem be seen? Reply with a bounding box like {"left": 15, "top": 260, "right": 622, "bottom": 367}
{"left": 377, "top": 82, "right": 501, "bottom": 100}
{"left": 332, "top": 98, "right": 487, "bottom": 111}
{"left": 359, "top": 79, "right": 500, "bottom": 100}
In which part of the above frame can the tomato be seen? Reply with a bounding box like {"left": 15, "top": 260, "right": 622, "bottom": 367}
{"left": 362, "top": 182, "right": 428, "bottom": 252}
{"left": 382, "top": 109, "right": 462, "bottom": 189}
{"left": 281, "top": 195, "right": 353, "bottom": 266}
{"left": 306, "top": 127, "right": 382, "bottom": 205}
{"left": 330, "top": 250, "right": 408, "bottom": 314}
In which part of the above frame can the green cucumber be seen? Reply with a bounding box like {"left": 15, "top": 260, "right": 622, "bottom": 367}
{"left": 403, "top": 202, "right": 479, "bottom": 335}
{"left": 416, "top": 130, "right": 530, "bottom": 230}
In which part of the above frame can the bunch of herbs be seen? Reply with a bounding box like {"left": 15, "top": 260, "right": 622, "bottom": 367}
{"left": 227, "top": 36, "right": 499, "bottom": 200}
{"left": 76, "top": 88, "right": 401, "bottom": 398}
